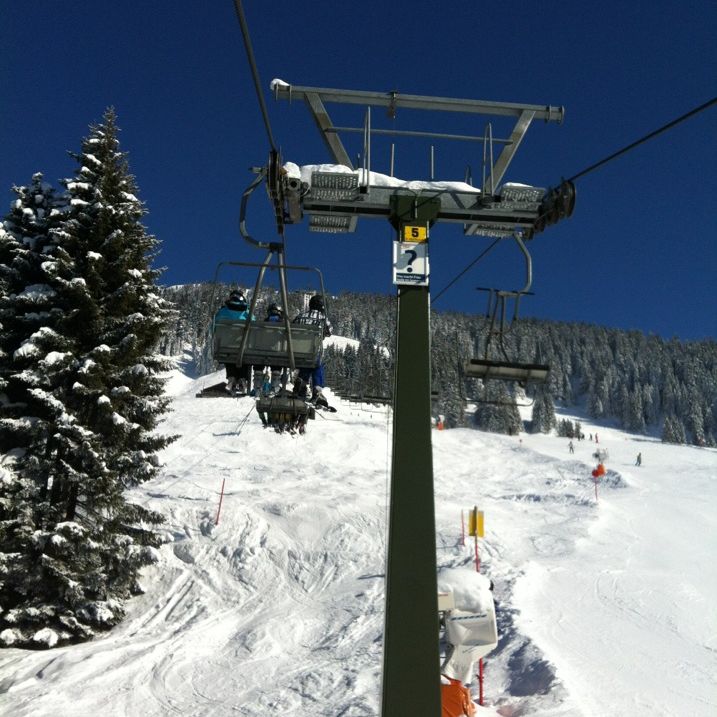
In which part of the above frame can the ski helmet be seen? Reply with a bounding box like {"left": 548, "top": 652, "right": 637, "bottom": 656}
{"left": 227, "top": 291, "right": 247, "bottom": 310}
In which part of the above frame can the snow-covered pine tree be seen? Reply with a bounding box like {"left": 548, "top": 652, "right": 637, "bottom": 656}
{"left": 0, "top": 110, "right": 176, "bottom": 648}
{"left": 557, "top": 419, "right": 576, "bottom": 438}
{"left": 357, "top": 337, "right": 384, "bottom": 397}
{"left": 473, "top": 381, "right": 522, "bottom": 435}
{"left": 157, "top": 284, "right": 717, "bottom": 441}
{"left": 0, "top": 172, "right": 66, "bottom": 392}
{"left": 530, "top": 385, "right": 557, "bottom": 434}
{"left": 60, "top": 108, "right": 177, "bottom": 484}
{"left": 624, "top": 388, "right": 646, "bottom": 433}
{"left": 0, "top": 174, "right": 96, "bottom": 647}
{"left": 661, "top": 414, "right": 686, "bottom": 444}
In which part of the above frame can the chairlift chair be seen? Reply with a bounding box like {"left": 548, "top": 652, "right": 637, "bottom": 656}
{"left": 465, "top": 234, "right": 550, "bottom": 404}
{"left": 210, "top": 259, "right": 328, "bottom": 371}
{"left": 197, "top": 258, "right": 328, "bottom": 395}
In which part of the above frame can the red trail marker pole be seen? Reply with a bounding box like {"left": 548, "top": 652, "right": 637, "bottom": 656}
{"left": 591, "top": 463, "right": 605, "bottom": 502}
{"left": 468, "top": 505, "right": 486, "bottom": 705}
{"left": 478, "top": 657, "right": 484, "bottom": 706}
{"left": 215, "top": 478, "right": 226, "bottom": 525}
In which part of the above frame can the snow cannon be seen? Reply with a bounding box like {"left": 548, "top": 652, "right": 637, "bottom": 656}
{"left": 442, "top": 605, "right": 498, "bottom": 684}
{"left": 439, "top": 570, "right": 498, "bottom": 684}
{"left": 592, "top": 463, "right": 606, "bottom": 478}
{"left": 438, "top": 571, "right": 498, "bottom": 684}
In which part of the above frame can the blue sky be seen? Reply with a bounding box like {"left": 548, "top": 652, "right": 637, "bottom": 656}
{"left": 3, "top": 1, "right": 716, "bottom": 341}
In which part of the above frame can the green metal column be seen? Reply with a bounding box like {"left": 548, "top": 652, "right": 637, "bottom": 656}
{"left": 381, "top": 198, "right": 441, "bottom": 715}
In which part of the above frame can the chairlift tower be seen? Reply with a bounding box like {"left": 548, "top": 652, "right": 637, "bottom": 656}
{"left": 265, "top": 82, "right": 574, "bottom": 716}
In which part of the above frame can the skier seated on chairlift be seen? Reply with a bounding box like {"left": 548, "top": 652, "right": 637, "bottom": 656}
{"left": 292, "top": 294, "right": 332, "bottom": 406}
{"left": 261, "top": 302, "right": 289, "bottom": 395}
{"left": 214, "top": 290, "right": 255, "bottom": 395}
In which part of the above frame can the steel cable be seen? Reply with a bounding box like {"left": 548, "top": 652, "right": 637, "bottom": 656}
{"left": 232, "top": 0, "right": 277, "bottom": 152}
{"left": 433, "top": 95, "right": 717, "bottom": 303}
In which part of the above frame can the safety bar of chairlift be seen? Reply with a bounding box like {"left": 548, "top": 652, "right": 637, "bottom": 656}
{"left": 464, "top": 358, "right": 550, "bottom": 383}
{"left": 332, "top": 389, "right": 439, "bottom": 406}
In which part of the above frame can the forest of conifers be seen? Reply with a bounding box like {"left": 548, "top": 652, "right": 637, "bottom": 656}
{"left": 160, "top": 283, "right": 716, "bottom": 447}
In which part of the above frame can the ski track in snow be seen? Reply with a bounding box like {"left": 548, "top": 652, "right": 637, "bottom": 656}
{"left": 2, "top": 381, "right": 390, "bottom": 717}
{"left": 1, "top": 372, "right": 715, "bottom": 716}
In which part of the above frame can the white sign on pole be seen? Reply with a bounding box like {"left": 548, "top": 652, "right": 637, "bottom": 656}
{"left": 393, "top": 241, "right": 429, "bottom": 286}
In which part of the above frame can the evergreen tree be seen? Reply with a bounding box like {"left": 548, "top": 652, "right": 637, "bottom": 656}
{"left": 557, "top": 419, "right": 575, "bottom": 438}
{"left": 155, "top": 284, "right": 717, "bottom": 441}
{"left": 473, "top": 382, "right": 522, "bottom": 435}
{"left": 59, "top": 108, "right": 177, "bottom": 486}
{"left": 0, "top": 173, "right": 105, "bottom": 646}
{"left": 662, "top": 414, "right": 686, "bottom": 444}
{"left": 0, "top": 110, "right": 175, "bottom": 648}
{"left": 530, "top": 385, "right": 557, "bottom": 434}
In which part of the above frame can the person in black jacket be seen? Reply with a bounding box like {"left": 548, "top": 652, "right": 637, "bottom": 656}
{"left": 292, "top": 294, "right": 332, "bottom": 403}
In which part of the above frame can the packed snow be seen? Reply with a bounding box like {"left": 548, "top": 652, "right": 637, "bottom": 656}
{"left": 284, "top": 161, "right": 484, "bottom": 196}
{"left": 0, "top": 360, "right": 715, "bottom": 716}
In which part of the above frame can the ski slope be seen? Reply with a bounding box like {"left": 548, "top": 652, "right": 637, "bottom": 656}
{"left": 1, "top": 369, "right": 715, "bottom": 716}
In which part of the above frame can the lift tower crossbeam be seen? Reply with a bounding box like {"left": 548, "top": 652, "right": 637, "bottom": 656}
{"left": 274, "top": 83, "right": 564, "bottom": 190}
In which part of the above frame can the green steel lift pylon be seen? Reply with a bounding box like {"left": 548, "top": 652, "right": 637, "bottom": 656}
{"left": 381, "top": 197, "right": 442, "bottom": 715}
{"left": 268, "top": 83, "right": 573, "bottom": 716}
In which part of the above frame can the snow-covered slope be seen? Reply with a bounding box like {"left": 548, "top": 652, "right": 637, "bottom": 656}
{"left": 1, "top": 370, "right": 715, "bottom": 716}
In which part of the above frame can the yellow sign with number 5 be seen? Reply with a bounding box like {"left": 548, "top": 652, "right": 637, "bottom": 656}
{"left": 402, "top": 225, "right": 428, "bottom": 242}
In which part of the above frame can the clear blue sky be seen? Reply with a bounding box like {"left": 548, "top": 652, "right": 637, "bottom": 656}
{"left": 3, "top": 1, "right": 716, "bottom": 341}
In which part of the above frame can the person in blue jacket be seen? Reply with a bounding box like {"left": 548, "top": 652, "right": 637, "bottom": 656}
{"left": 265, "top": 302, "right": 282, "bottom": 322}
{"left": 214, "top": 291, "right": 255, "bottom": 394}
{"left": 261, "top": 302, "right": 288, "bottom": 395}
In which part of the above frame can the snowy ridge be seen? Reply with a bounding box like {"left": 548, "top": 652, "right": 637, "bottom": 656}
{"left": 1, "top": 368, "right": 715, "bottom": 716}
